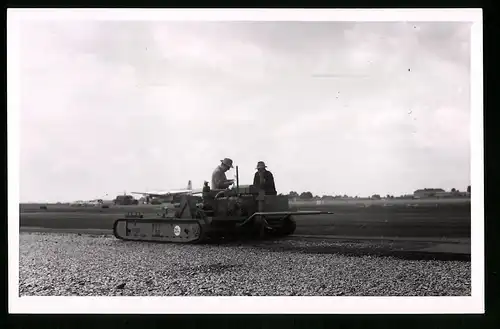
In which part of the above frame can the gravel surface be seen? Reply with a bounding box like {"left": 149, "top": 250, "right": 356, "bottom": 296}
{"left": 19, "top": 232, "right": 471, "bottom": 296}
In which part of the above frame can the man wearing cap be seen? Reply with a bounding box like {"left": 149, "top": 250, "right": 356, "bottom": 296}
{"left": 253, "top": 161, "right": 277, "bottom": 195}
{"left": 211, "top": 158, "right": 235, "bottom": 190}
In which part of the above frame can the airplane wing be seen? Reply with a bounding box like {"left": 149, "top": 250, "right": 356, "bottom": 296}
{"left": 131, "top": 191, "right": 175, "bottom": 198}
{"left": 131, "top": 189, "right": 203, "bottom": 198}
{"left": 131, "top": 180, "right": 202, "bottom": 198}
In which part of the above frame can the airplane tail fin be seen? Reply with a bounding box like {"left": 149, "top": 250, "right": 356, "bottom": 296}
{"left": 187, "top": 180, "right": 192, "bottom": 190}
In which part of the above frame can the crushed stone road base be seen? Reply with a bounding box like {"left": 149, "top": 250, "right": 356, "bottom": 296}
{"left": 19, "top": 227, "right": 471, "bottom": 261}
{"left": 19, "top": 232, "right": 471, "bottom": 296}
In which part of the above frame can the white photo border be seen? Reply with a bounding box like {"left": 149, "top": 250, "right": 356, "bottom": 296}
{"left": 7, "top": 8, "right": 484, "bottom": 314}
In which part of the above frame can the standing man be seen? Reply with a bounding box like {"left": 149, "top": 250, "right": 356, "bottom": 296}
{"left": 253, "top": 161, "right": 277, "bottom": 195}
{"left": 211, "top": 158, "right": 235, "bottom": 190}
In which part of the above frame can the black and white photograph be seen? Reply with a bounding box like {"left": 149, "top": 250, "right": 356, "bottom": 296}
{"left": 8, "top": 8, "right": 483, "bottom": 313}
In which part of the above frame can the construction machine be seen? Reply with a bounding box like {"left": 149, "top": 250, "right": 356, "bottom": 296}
{"left": 113, "top": 166, "right": 333, "bottom": 243}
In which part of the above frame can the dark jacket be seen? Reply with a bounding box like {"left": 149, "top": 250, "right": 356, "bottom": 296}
{"left": 253, "top": 170, "right": 277, "bottom": 195}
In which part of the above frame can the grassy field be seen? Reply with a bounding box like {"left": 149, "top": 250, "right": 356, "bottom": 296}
{"left": 19, "top": 197, "right": 471, "bottom": 212}
{"left": 18, "top": 212, "right": 470, "bottom": 238}
{"left": 19, "top": 203, "right": 470, "bottom": 221}
{"left": 18, "top": 198, "right": 471, "bottom": 238}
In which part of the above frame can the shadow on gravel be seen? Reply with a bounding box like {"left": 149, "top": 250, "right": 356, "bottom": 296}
{"left": 254, "top": 242, "right": 471, "bottom": 262}
{"left": 112, "top": 234, "right": 470, "bottom": 262}
{"left": 197, "top": 238, "right": 471, "bottom": 262}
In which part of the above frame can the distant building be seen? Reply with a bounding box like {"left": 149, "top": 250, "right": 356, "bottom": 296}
{"left": 434, "top": 191, "right": 454, "bottom": 198}
{"left": 424, "top": 190, "right": 470, "bottom": 198}
{"left": 413, "top": 188, "right": 445, "bottom": 198}
{"left": 114, "top": 194, "right": 139, "bottom": 205}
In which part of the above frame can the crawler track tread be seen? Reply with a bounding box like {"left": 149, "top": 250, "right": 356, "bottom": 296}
{"left": 113, "top": 218, "right": 206, "bottom": 244}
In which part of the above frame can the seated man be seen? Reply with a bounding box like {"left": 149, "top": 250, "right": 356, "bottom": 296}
{"left": 211, "top": 157, "right": 235, "bottom": 190}
{"left": 253, "top": 161, "right": 277, "bottom": 195}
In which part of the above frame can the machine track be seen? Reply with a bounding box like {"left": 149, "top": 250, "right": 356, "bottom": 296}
{"left": 113, "top": 218, "right": 206, "bottom": 244}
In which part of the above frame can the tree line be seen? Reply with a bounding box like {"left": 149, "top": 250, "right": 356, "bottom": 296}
{"left": 280, "top": 191, "right": 397, "bottom": 200}
{"left": 281, "top": 185, "right": 471, "bottom": 200}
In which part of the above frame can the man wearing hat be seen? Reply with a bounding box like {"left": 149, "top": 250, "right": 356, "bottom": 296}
{"left": 253, "top": 161, "right": 277, "bottom": 195}
{"left": 211, "top": 158, "right": 235, "bottom": 190}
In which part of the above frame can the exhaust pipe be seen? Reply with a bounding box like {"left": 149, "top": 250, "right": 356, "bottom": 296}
{"left": 236, "top": 165, "right": 239, "bottom": 194}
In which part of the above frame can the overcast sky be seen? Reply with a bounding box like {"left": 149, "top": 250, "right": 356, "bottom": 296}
{"left": 17, "top": 20, "right": 471, "bottom": 202}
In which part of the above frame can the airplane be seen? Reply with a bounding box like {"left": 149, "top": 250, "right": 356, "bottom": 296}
{"left": 68, "top": 199, "right": 104, "bottom": 207}
{"left": 70, "top": 194, "right": 115, "bottom": 207}
{"left": 70, "top": 200, "right": 86, "bottom": 207}
{"left": 87, "top": 199, "right": 103, "bottom": 206}
{"left": 131, "top": 180, "right": 204, "bottom": 204}
{"left": 87, "top": 198, "right": 114, "bottom": 206}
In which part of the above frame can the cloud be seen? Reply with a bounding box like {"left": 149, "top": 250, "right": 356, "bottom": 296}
{"left": 16, "top": 20, "right": 471, "bottom": 202}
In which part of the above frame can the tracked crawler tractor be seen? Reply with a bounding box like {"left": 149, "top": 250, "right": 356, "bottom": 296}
{"left": 113, "top": 166, "right": 333, "bottom": 244}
